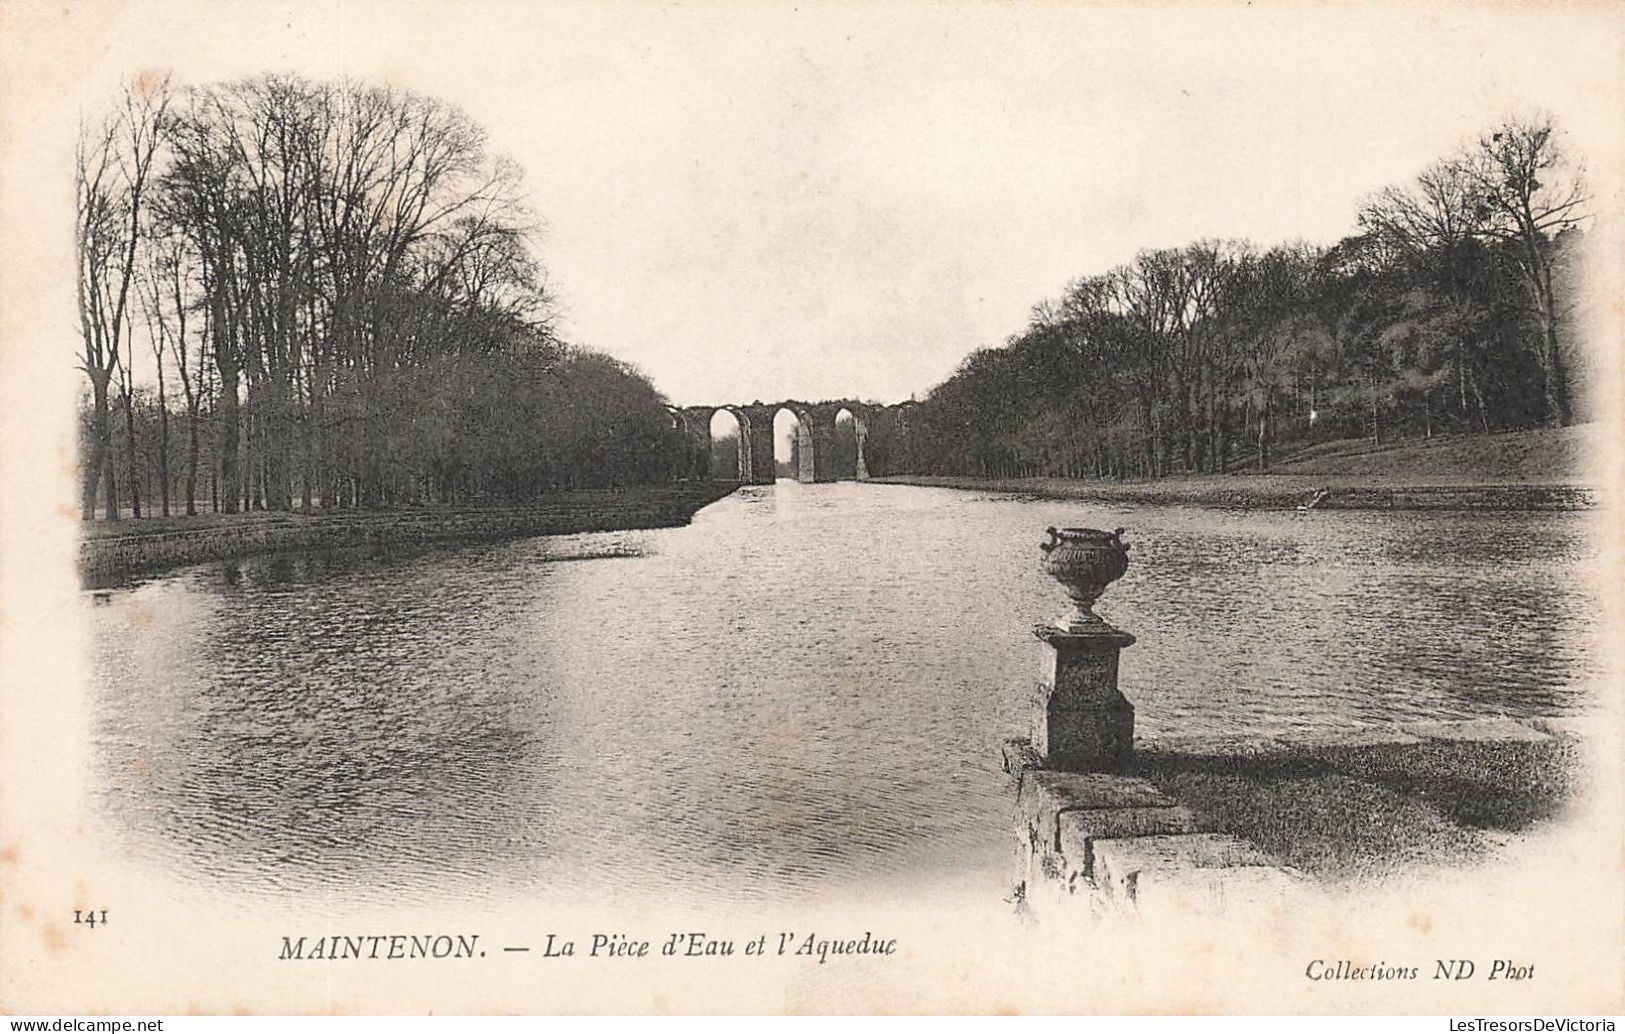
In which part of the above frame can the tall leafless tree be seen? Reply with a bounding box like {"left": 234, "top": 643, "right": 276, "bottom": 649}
{"left": 76, "top": 74, "right": 172, "bottom": 519}
{"left": 1464, "top": 115, "right": 1587, "bottom": 427}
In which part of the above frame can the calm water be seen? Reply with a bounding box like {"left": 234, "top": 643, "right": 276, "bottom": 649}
{"left": 87, "top": 483, "right": 1600, "bottom": 903}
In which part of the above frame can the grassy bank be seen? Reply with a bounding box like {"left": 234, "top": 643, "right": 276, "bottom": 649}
{"left": 1267, "top": 423, "right": 1598, "bottom": 481}
{"left": 1134, "top": 728, "right": 1579, "bottom": 883}
{"left": 871, "top": 474, "right": 1594, "bottom": 510}
{"left": 871, "top": 425, "right": 1599, "bottom": 510}
{"left": 80, "top": 481, "right": 739, "bottom": 587}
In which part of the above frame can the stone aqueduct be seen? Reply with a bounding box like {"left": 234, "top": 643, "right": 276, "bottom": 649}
{"left": 667, "top": 401, "right": 875, "bottom": 485}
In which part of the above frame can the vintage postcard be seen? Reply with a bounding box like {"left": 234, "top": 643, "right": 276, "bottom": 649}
{"left": 1, "top": 0, "right": 1621, "bottom": 1016}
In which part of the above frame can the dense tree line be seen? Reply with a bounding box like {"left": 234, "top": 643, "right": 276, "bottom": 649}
{"left": 887, "top": 116, "right": 1591, "bottom": 480}
{"left": 77, "top": 73, "right": 680, "bottom": 519}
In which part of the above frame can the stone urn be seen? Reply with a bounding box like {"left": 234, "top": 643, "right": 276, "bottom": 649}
{"left": 1039, "top": 526, "right": 1129, "bottom": 633}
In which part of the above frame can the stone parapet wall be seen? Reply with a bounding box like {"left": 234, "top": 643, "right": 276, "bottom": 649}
{"left": 1004, "top": 714, "right": 1577, "bottom": 922}
{"left": 1003, "top": 741, "right": 1311, "bottom": 921}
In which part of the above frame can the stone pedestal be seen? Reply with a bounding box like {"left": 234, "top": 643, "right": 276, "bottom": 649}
{"left": 1031, "top": 623, "right": 1136, "bottom": 771}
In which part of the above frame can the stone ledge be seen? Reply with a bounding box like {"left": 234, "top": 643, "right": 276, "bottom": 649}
{"left": 1090, "top": 833, "right": 1309, "bottom": 918}
{"left": 1000, "top": 737, "right": 1044, "bottom": 781}
{"left": 1124, "top": 862, "right": 1314, "bottom": 919}
{"left": 1056, "top": 806, "right": 1209, "bottom": 880}
{"left": 78, "top": 483, "right": 740, "bottom": 587}
{"left": 1004, "top": 747, "right": 1314, "bottom": 922}
{"left": 1017, "top": 770, "right": 1173, "bottom": 852}
{"left": 1275, "top": 726, "right": 1424, "bottom": 750}
{"left": 1522, "top": 715, "right": 1588, "bottom": 738}
{"left": 1140, "top": 715, "right": 1561, "bottom": 756}
{"left": 1010, "top": 714, "right": 1575, "bottom": 922}
{"left": 1093, "top": 832, "right": 1277, "bottom": 876}
{"left": 1396, "top": 716, "right": 1551, "bottom": 744}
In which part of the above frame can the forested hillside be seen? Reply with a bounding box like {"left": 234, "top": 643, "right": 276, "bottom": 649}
{"left": 879, "top": 116, "right": 1593, "bottom": 481}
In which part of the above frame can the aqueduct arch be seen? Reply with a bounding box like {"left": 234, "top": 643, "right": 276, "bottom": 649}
{"left": 670, "top": 400, "right": 872, "bottom": 485}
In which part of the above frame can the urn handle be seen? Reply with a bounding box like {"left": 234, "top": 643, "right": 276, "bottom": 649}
{"left": 1112, "top": 527, "right": 1130, "bottom": 552}
{"left": 1041, "top": 526, "right": 1060, "bottom": 552}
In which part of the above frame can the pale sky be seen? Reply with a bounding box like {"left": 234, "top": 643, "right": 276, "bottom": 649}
{"left": 18, "top": 1, "right": 1625, "bottom": 408}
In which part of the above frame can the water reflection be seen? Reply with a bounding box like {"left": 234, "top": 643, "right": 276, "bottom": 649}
{"left": 88, "top": 484, "right": 1599, "bottom": 902}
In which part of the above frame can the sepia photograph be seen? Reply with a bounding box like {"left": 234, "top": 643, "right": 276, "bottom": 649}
{"left": 1, "top": 0, "right": 1621, "bottom": 1017}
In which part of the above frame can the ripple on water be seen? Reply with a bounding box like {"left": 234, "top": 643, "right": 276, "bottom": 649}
{"left": 88, "top": 484, "right": 1602, "bottom": 902}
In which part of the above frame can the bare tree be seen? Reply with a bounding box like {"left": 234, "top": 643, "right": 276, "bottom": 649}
{"left": 116, "top": 340, "right": 142, "bottom": 517}
{"left": 85, "top": 73, "right": 672, "bottom": 512}
{"left": 1226, "top": 246, "right": 1328, "bottom": 468}
{"left": 1463, "top": 115, "right": 1587, "bottom": 426}
{"left": 1177, "top": 240, "right": 1246, "bottom": 472}
{"left": 165, "top": 83, "right": 250, "bottom": 512}
{"left": 76, "top": 74, "right": 172, "bottom": 519}
{"left": 1361, "top": 157, "right": 1495, "bottom": 425}
{"left": 1106, "top": 253, "right": 1188, "bottom": 475}
{"left": 140, "top": 226, "right": 200, "bottom": 515}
